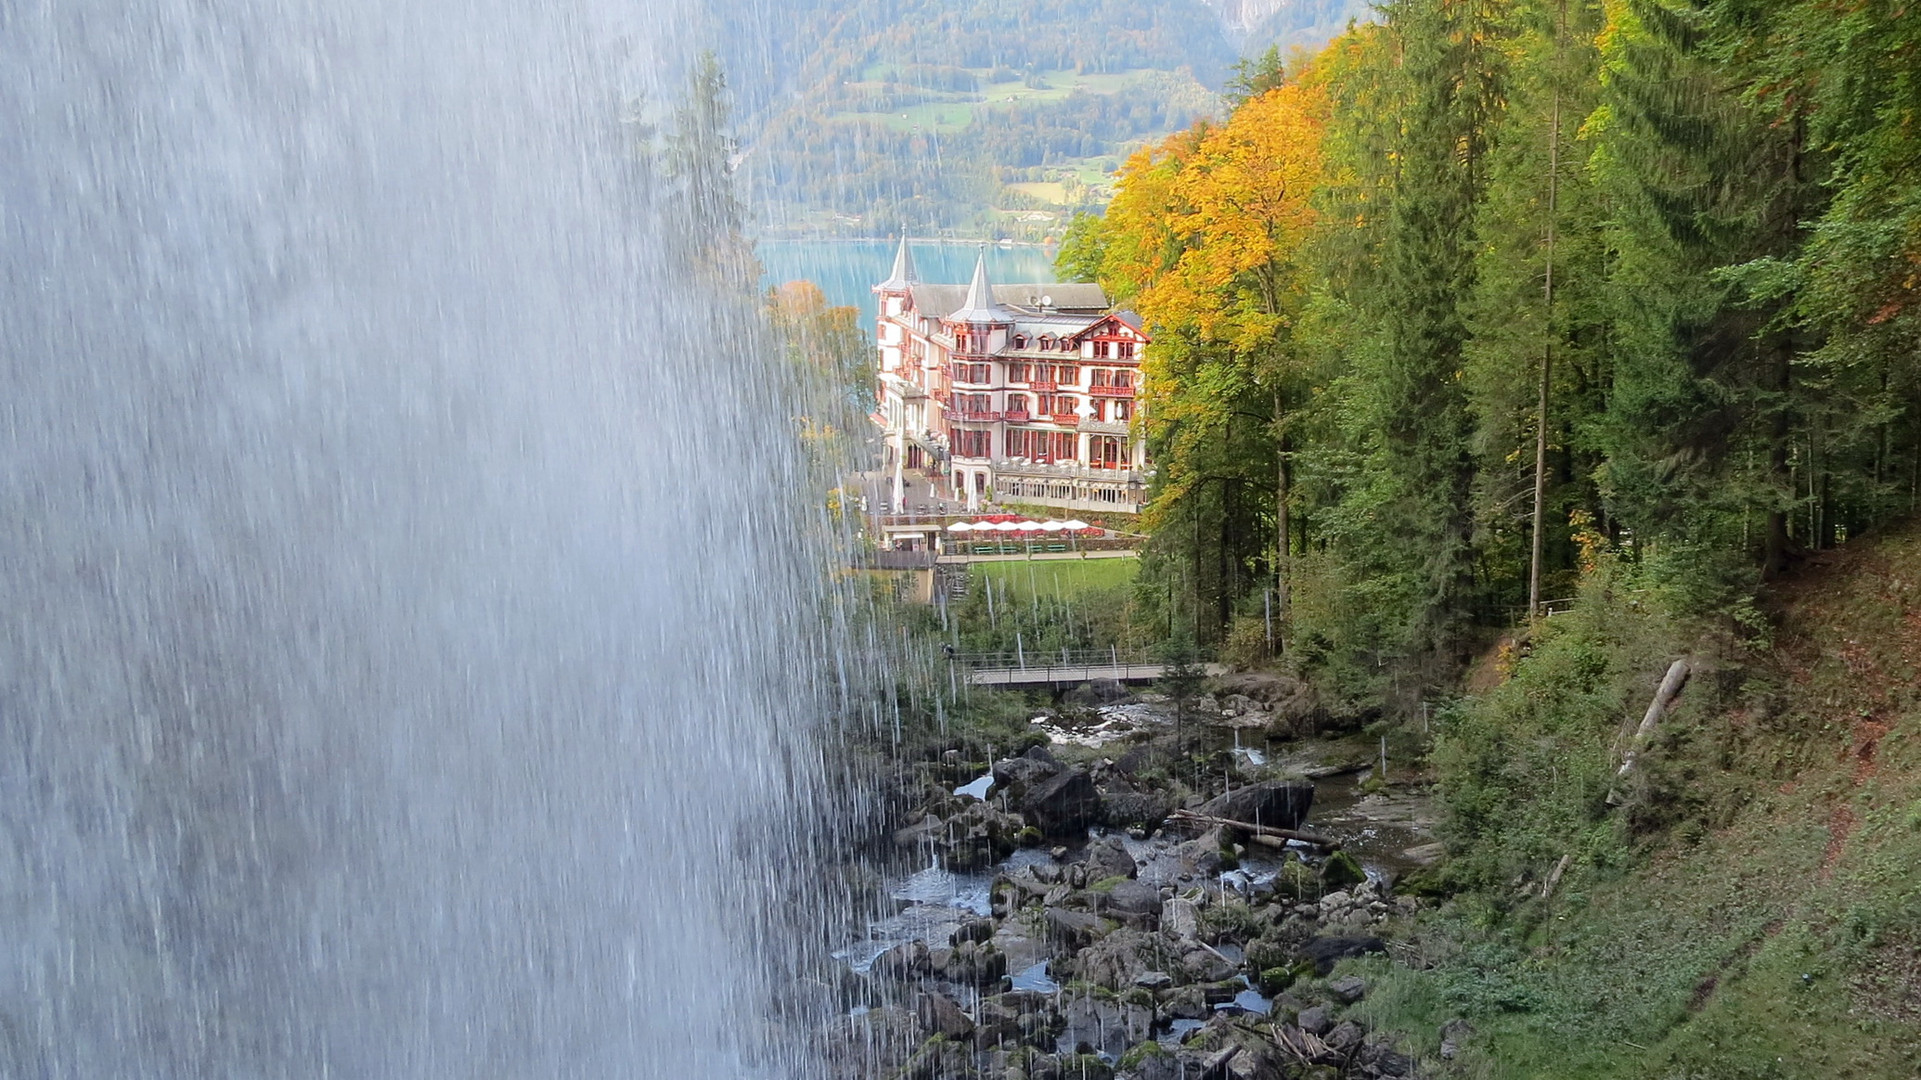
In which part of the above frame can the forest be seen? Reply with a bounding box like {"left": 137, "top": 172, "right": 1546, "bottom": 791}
{"left": 1060, "top": 0, "right": 1920, "bottom": 709}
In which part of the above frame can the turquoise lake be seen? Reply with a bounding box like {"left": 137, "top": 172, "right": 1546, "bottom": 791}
{"left": 758, "top": 239, "right": 1060, "bottom": 333}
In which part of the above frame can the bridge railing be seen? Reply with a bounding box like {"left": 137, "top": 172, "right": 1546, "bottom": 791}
{"left": 951, "top": 647, "right": 1212, "bottom": 671}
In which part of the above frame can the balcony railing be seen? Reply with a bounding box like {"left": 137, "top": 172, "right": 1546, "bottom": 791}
{"left": 1026, "top": 379, "right": 1057, "bottom": 393}
{"left": 1089, "top": 384, "right": 1135, "bottom": 397}
{"left": 1050, "top": 409, "right": 1080, "bottom": 422}
{"left": 1002, "top": 409, "right": 1031, "bottom": 423}
{"left": 944, "top": 408, "right": 1003, "bottom": 423}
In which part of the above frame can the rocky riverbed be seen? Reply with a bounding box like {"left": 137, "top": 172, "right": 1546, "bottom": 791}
{"left": 817, "top": 679, "right": 1442, "bottom": 1080}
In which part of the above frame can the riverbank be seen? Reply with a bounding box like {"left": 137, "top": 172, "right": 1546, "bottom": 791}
{"left": 814, "top": 674, "right": 1441, "bottom": 1079}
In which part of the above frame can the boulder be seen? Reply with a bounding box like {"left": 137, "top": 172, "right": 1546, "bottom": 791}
{"left": 993, "top": 754, "right": 1060, "bottom": 799}
{"left": 1318, "top": 850, "right": 1367, "bottom": 890}
{"left": 1196, "top": 780, "right": 1314, "bottom": 831}
{"left": 1101, "top": 879, "right": 1164, "bottom": 921}
{"left": 1133, "top": 970, "right": 1174, "bottom": 991}
{"left": 1022, "top": 768, "right": 1103, "bottom": 836}
{"left": 1043, "top": 908, "right": 1111, "bottom": 953}
{"left": 1328, "top": 974, "right": 1368, "bottom": 1004}
{"left": 1298, "top": 935, "right": 1387, "bottom": 976}
{"left": 1296, "top": 1005, "right": 1332, "bottom": 1036}
{"left": 953, "top": 917, "right": 998, "bottom": 946}
{"left": 1100, "top": 790, "right": 1174, "bottom": 832}
{"left": 1066, "top": 927, "right": 1163, "bottom": 990}
{"left": 915, "top": 992, "right": 974, "bottom": 1040}
{"left": 869, "top": 940, "right": 931, "bottom": 981}
{"left": 1325, "top": 1020, "right": 1365, "bottom": 1052}
{"left": 1162, "top": 897, "right": 1201, "bottom": 941}
{"left": 1080, "top": 836, "right": 1138, "bottom": 881}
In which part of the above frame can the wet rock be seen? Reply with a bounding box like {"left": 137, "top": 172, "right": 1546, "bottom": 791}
{"left": 1318, "top": 850, "right": 1367, "bottom": 890}
{"left": 1328, "top": 974, "right": 1368, "bottom": 1004}
{"left": 995, "top": 755, "right": 1062, "bottom": 799}
{"left": 954, "top": 916, "right": 999, "bottom": 946}
{"left": 1133, "top": 970, "right": 1174, "bottom": 991}
{"left": 1101, "top": 791, "right": 1173, "bottom": 832}
{"left": 870, "top": 940, "right": 931, "bottom": 980}
{"left": 1324, "top": 1020, "right": 1365, "bottom": 1052}
{"left": 1163, "top": 897, "right": 1201, "bottom": 941}
{"left": 1068, "top": 927, "right": 1164, "bottom": 990}
{"left": 1296, "top": 1005, "right": 1332, "bottom": 1036}
{"left": 1059, "top": 996, "right": 1151, "bottom": 1059}
{"left": 829, "top": 1006, "right": 923, "bottom": 1078}
{"left": 1101, "top": 879, "right": 1164, "bottom": 922}
{"left": 1159, "top": 985, "right": 1208, "bottom": 1020}
{"left": 1082, "top": 836, "right": 1138, "bottom": 881}
{"left": 1044, "top": 908, "right": 1111, "bottom": 953}
{"left": 1023, "top": 768, "right": 1103, "bottom": 836}
{"left": 1439, "top": 1018, "right": 1474, "bottom": 1060}
{"left": 916, "top": 991, "right": 975, "bottom": 1040}
{"left": 1181, "top": 946, "right": 1238, "bottom": 984}
{"left": 1298, "top": 935, "right": 1387, "bottom": 976}
{"left": 1197, "top": 780, "right": 1314, "bottom": 831}
{"left": 899, "top": 1034, "right": 972, "bottom": 1080}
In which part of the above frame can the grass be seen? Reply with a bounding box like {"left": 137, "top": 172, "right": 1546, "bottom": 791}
{"left": 1360, "top": 522, "right": 1921, "bottom": 1077}
{"left": 972, "top": 556, "right": 1137, "bottom": 604}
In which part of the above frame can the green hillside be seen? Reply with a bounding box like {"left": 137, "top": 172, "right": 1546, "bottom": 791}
{"left": 724, "top": 0, "right": 1372, "bottom": 238}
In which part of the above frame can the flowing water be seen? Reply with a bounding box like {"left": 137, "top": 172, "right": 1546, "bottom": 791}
{"left": 1, "top": 2, "right": 851, "bottom": 1075}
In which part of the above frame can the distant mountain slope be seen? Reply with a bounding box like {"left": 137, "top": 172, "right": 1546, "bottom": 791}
{"left": 708, "top": 0, "right": 1371, "bottom": 239}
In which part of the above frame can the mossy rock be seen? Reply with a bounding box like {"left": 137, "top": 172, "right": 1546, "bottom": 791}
{"left": 1217, "top": 847, "right": 1240, "bottom": 871}
{"left": 1275, "top": 852, "right": 1319, "bottom": 899}
{"left": 1015, "top": 826, "right": 1044, "bottom": 847}
{"left": 1319, "top": 850, "right": 1366, "bottom": 890}
{"left": 1258, "top": 961, "right": 1314, "bottom": 995}
{"left": 1117, "top": 1040, "right": 1170, "bottom": 1070}
{"left": 1060, "top": 1053, "right": 1114, "bottom": 1080}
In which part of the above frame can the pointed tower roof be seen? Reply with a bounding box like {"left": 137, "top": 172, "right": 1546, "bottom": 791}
{"left": 876, "top": 236, "right": 919, "bottom": 292}
{"left": 944, "top": 248, "right": 1013, "bottom": 325}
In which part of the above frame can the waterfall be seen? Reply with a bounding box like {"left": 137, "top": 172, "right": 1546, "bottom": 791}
{"left": 0, "top": 2, "right": 839, "bottom": 1075}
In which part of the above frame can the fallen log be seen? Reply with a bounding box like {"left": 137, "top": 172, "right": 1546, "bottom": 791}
{"left": 1607, "top": 658, "right": 1691, "bottom": 805}
{"left": 1169, "top": 809, "right": 1336, "bottom": 849}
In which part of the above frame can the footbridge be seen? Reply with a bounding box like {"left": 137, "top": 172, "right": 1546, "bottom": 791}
{"left": 955, "top": 649, "right": 1226, "bottom": 689}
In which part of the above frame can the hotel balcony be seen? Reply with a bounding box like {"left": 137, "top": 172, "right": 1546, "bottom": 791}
{"left": 1077, "top": 418, "right": 1131, "bottom": 435}
{"left": 944, "top": 407, "right": 1003, "bottom": 423}
{"left": 1089, "top": 384, "right": 1135, "bottom": 397}
{"left": 1026, "top": 379, "right": 1057, "bottom": 393}
{"left": 1002, "top": 408, "right": 1031, "bottom": 423}
{"left": 996, "top": 460, "right": 1144, "bottom": 485}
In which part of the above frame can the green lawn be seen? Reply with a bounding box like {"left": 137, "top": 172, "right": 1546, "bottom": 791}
{"left": 972, "top": 556, "right": 1136, "bottom": 603}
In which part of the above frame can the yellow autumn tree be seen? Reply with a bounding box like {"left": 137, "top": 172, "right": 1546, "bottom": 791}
{"left": 1093, "top": 75, "right": 1329, "bottom": 637}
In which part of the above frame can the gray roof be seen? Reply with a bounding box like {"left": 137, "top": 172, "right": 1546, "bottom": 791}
{"left": 910, "top": 282, "right": 1109, "bottom": 320}
{"left": 876, "top": 236, "right": 919, "bottom": 291}
{"left": 943, "top": 251, "right": 1014, "bottom": 325}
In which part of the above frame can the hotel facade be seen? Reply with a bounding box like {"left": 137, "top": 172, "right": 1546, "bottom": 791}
{"left": 873, "top": 240, "right": 1151, "bottom": 514}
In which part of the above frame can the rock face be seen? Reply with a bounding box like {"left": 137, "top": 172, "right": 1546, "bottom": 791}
{"left": 1197, "top": 779, "right": 1314, "bottom": 830}
{"left": 1021, "top": 767, "right": 1103, "bottom": 835}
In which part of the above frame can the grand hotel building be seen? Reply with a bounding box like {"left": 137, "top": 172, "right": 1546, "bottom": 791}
{"left": 873, "top": 239, "right": 1150, "bottom": 514}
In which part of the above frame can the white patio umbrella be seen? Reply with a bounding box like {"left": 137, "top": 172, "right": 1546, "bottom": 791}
{"left": 1063, "top": 519, "right": 1091, "bottom": 531}
{"left": 992, "top": 520, "right": 1023, "bottom": 532}
{"left": 1039, "top": 521, "right": 1066, "bottom": 532}
{"left": 947, "top": 521, "right": 975, "bottom": 532}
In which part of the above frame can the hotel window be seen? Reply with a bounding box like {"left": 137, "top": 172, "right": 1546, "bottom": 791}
{"left": 1112, "top": 370, "right": 1133, "bottom": 389}
{"left": 1090, "top": 369, "right": 1110, "bottom": 388}
{"left": 1055, "top": 365, "right": 1079, "bottom": 385}
{"left": 1052, "top": 394, "right": 1078, "bottom": 416}
{"left": 1091, "top": 399, "right": 1107, "bottom": 421}
{"left": 1113, "top": 400, "right": 1134, "bottom": 421}
{"left": 1051, "top": 432, "right": 1077, "bottom": 461}
{"left": 1006, "top": 393, "right": 1030, "bottom": 416}
{"left": 1039, "top": 336, "right": 1054, "bottom": 351}
{"left": 1008, "top": 362, "right": 1029, "bottom": 383}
